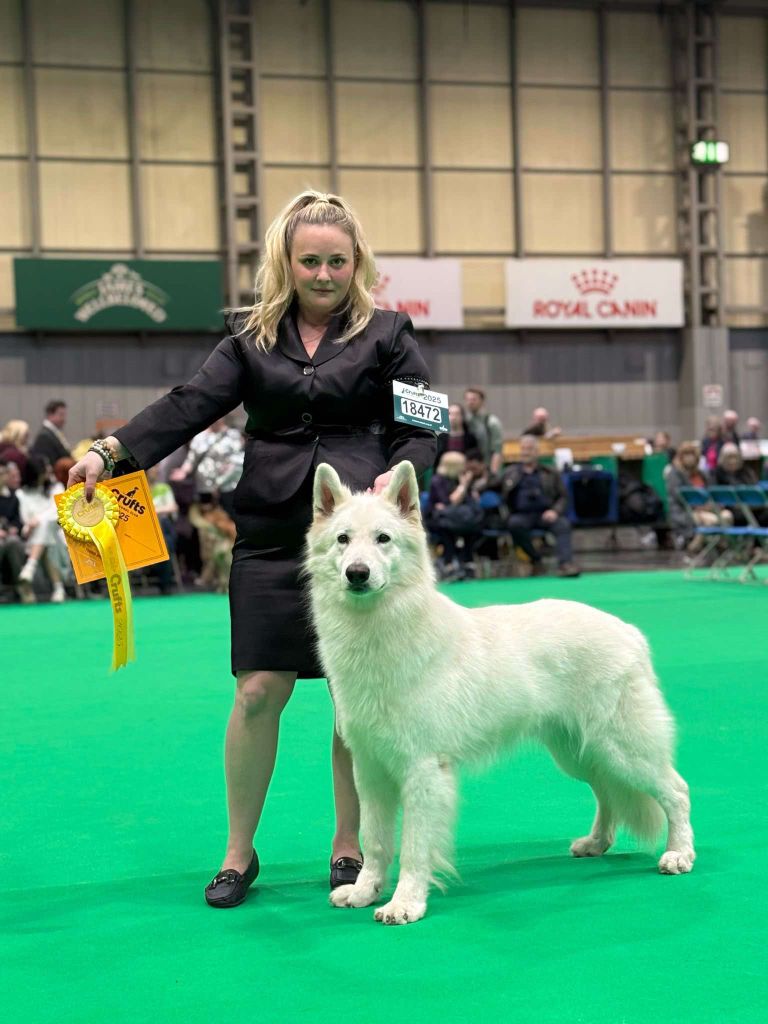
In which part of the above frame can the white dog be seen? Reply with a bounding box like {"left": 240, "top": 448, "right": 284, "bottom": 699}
{"left": 305, "top": 461, "right": 695, "bottom": 926}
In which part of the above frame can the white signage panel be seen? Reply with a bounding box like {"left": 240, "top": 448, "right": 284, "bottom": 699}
{"left": 374, "top": 258, "right": 463, "bottom": 329}
{"left": 505, "top": 259, "right": 684, "bottom": 328}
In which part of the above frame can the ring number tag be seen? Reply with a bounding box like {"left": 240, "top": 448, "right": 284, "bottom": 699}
{"left": 393, "top": 380, "right": 449, "bottom": 434}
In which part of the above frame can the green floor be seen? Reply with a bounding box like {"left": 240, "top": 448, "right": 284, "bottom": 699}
{"left": 2, "top": 572, "right": 766, "bottom": 1024}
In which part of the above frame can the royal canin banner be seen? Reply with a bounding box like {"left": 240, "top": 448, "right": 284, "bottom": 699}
{"left": 373, "top": 258, "right": 463, "bottom": 329}
{"left": 505, "top": 259, "right": 684, "bottom": 328}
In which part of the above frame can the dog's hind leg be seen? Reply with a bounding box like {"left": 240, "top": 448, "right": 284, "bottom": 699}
{"left": 542, "top": 727, "right": 616, "bottom": 857}
{"left": 374, "top": 757, "right": 457, "bottom": 926}
{"left": 649, "top": 768, "right": 695, "bottom": 875}
{"left": 330, "top": 754, "right": 398, "bottom": 910}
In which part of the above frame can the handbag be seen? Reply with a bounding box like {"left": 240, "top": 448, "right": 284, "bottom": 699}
{"left": 432, "top": 500, "right": 485, "bottom": 534}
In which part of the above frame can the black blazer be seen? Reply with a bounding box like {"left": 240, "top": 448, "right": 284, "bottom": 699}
{"left": 114, "top": 307, "right": 436, "bottom": 513}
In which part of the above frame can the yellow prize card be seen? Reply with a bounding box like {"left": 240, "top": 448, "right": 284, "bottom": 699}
{"left": 55, "top": 470, "right": 169, "bottom": 585}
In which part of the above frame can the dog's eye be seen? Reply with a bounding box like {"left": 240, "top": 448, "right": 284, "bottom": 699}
{"left": 337, "top": 533, "right": 349, "bottom": 545}
{"left": 376, "top": 533, "right": 391, "bottom": 544}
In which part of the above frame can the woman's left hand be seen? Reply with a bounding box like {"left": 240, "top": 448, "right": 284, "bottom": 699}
{"left": 371, "top": 471, "right": 394, "bottom": 495}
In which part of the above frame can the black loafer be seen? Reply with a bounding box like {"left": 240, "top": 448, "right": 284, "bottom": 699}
{"left": 205, "top": 850, "right": 259, "bottom": 908}
{"left": 330, "top": 855, "right": 363, "bottom": 890}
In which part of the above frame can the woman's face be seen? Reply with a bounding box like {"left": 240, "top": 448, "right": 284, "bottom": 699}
{"left": 681, "top": 450, "right": 698, "bottom": 468}
{"left": 290, "top": 223, "right": 355, "bottom": 320}
{"left": 448, "top": 404, "right": 463, "bottom": 429}
{"left": 722, "top": 452, "right": 740, "bottom": 470}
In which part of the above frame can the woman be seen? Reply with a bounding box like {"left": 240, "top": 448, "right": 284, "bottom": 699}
{"left": 16, "top": 454, "right": 67, "bottom": 603}
{"left": 663, "top": 440, "right": 733, "bottom": 548}
{"left": 712, "top": 442, "right": 765, "bottom": 526}
{"left": 0, "top": 419, "right": 30, "bottom": 474}
{"left": 425, "top": 451, "right": 483, "bottom": 580}
{"left": 434, "top": 403, "right": 477, "bottom": 465}
{"left": 700, "top": 416, "right": 723, "bottom": 473}
{"left": 67, "top": 191, "right": 436, "bottom": 908}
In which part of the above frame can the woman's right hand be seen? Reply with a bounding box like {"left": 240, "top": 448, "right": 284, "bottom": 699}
{"left": 67, "top": 451, "right": 107, "bottom": 502}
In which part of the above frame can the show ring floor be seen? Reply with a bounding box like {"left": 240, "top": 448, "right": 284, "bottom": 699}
{"left": 1, "top": 572, "right": 765, "bottom": 1024}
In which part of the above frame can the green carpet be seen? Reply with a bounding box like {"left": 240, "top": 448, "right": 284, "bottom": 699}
{"left": 1, "top": 572, "right": 766, "bottom": 1024}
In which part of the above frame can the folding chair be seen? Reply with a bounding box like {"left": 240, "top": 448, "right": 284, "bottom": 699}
{"left": 677, "top": 486, "right": 748, "bottom": 579}
{"left": 734, "top": 486, "right": 768, "bottom": 583}
{"left": 693, "top": 486, "right": 754, "bottom": 579}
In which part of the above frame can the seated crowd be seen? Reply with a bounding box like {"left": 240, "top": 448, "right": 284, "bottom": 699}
{"left": 2, "top": 397, "right": 766, "bottom": 602}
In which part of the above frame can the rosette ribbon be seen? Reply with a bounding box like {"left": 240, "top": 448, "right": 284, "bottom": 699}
{"left": 58, "top": 483, "right": 136, "bottom": 671}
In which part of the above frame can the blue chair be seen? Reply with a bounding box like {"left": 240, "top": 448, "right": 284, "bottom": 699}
{"left": 677, "top": 487, "right": 749, "bottom": 579}
{"left": 734, "top": 486, "right": 768, "bottom": 582}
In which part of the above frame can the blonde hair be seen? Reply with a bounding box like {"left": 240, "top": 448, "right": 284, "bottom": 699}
{"left": 0, "top": 419, "right": 29, "bottom": 448}
{"left": 239, "top": 190, "right": 377, "bottom": 352}
{"left": 437, "top": 451, "right": 467, "bottom": 479}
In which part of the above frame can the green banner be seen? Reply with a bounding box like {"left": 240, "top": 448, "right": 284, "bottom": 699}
{"left": 13, "top": 258, "right": 224, "bottom": 331}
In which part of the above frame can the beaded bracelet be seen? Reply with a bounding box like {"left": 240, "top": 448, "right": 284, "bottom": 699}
{"left": 88, "top": 438, "right": 116, "bottom": 474}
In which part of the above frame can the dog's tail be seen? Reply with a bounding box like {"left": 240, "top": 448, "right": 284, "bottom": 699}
{"left": 597, "top": 775, "right": 665, "bottom": 845}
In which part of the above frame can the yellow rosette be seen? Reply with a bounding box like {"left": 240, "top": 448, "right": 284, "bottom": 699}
{"left": 58, "top": 483, "right": 136, "bottom": 671}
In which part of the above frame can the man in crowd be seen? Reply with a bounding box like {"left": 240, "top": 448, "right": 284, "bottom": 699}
{"left": 722, "top": 409, "right": 740, "bottom": 445}
{"left": 501, "top": 434, "right": 580, "bottom": 577}
{"left": 522, "top": 406, "right": 562, "bottom": 440}
{"left": 30, "top": 399, "right": 71, "bottom": 465}
{"left": 463, "top": 387, "right": 504, "bottom": 474}
{"left": 743, "top": 416, "right": 762, "bottom": 440}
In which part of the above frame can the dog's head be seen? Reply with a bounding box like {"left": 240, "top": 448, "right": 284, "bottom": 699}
{"left": 305, "top": 461, "right": 430, "bottom": 601}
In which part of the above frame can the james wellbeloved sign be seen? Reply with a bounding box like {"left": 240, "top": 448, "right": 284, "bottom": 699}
{"left": 373, "top": 258, "right": 463, "bottom": 329}
{"left": 14, "top": 258, "right": 223, "bottom": 331}
{"left": 505, "top": 259, "right": 684, "bottom": 328}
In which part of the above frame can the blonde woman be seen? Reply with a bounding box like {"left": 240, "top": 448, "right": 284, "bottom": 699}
{"left": 67, "top": 190, "right": 436, "bottom": 907}
{"left": 663, "top": 440, "right": 733, "bottom": 546}
{"left": 0, "top": 419, "right": 30, "bottom": 474}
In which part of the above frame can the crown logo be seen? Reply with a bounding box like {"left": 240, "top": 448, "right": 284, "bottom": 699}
{"left": 571, "top": 269, "right": 618, "bottom": 295}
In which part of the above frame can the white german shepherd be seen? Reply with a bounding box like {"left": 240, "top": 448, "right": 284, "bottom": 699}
{"left": 306, "top": 461, "right": 695, "bottom": 926}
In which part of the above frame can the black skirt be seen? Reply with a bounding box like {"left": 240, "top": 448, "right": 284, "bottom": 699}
{"left": 228, "top": 475, "right": 324, "bottom": 678}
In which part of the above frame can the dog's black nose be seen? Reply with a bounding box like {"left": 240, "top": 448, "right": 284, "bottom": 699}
{"left": 345, "top": 563, "right": 370, "bottom": 588}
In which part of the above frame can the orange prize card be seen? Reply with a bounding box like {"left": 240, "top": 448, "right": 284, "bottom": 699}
{"left": 55, "top": 470, "right": 169, "bottom": 584}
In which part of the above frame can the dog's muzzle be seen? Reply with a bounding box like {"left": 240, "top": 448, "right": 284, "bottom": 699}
{"left": 345, "top": 563, "right": 371, "bottom": 593}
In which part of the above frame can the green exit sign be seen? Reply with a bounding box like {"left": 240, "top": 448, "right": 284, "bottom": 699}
{"left": 691, "top": 140, "right": 729, "bottom": 165}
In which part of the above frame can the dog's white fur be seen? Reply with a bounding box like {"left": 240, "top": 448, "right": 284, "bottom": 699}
{"left": 305, "top": 461, "right": 695, "bottom": 925}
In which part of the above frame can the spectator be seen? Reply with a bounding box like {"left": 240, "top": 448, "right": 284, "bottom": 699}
{"left": 148, "top": 465, "right": 178, "bottom": 594}
{"left": 650, "top": 430, "right": 675, "bottom": 461}
{"left": 0, "top": 419, "right": 30, "bottom": 474}
{"left": 463, "top": 387, "right": 504, "bottom": 474}
{"left": 663, "top": 440, "right": 733, "bottom": 549}
{"left": 700, "top": 416, "right": 724, "bottom": 473}
{"left": 522, "top": 407, "right": 562, "bottom": 440}
{"left": 501, "top": 434, "right": 580, "bottom": 577}
{"left": 425, "top": 451, "right": 484, "bottom": 581}
{"left": 742, "top": 417, "right": 762, "bottom": 441}
{"left": 16, "top": 455, "right": 67, "bottom": 603}
{"left": 170, "top": 418, "right": 244, "bottom": 516}
{"left": 188, "top": 494, "right": 237, "bottom": 593}
{"left": 713, "top": 442, "right": 758, "bottom": 487}
{"left": 722, "top": 409, "right": 740, "bottom": 445}
{"left": 434, "top": 403, "right": 478, "bottom": 465}
{"left": 0, "top": 462, "right": 26, "bottom": 599}
{"left": 30, "top": 399, "right": 72, "bottom": 465}
{"left": 5, "top": 459, "right": 21, "bottom": 493}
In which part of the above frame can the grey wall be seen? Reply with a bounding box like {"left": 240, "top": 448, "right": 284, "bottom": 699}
{"left": 730, "top": 330, "right": 768, "bottom": 426}
{"left": 1, "top": 327, "right": 686, "bottom": 450}
{"left": 424, "top": 329, "right": 682, "bottom": 439}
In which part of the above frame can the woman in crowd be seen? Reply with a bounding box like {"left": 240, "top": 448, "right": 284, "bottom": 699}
{"left": 66, "top": 190, "right": 436, "bottom": 908}
{"left": 434, "top": 403, "right": 478, "bottom": 465}
{"left": 425, "top": 451, "right": 484, "bottom": 580}
{"left": 700, "top": 416, "right": 724, "bottom": 473}
{"left": 664, "top": 440, "right": 733, "bottom": 549}
{"left": 0, "top": 419, "right": 30, "bottom": 474}
{"left": 16, "top": 455, "right": 67, "bottom": 603}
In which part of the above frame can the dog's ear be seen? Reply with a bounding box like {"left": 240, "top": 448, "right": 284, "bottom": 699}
{"left": 384, "top": 461, "right": 420, "bottom": 522}
{"left": 313, "top": 463, "right": 350, "bottom": 518}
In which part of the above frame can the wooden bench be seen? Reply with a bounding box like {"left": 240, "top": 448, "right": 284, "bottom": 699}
{"left": 503, "top": 434, "right": 648, "bottom": 463}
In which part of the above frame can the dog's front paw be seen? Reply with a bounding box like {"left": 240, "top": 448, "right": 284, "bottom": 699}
{"left": 570, "top": 834, "right": 611, "bottom": 857}
{"left": 329, "top": 882, "right": 380, "bottom": 908}
{"left": 658, "top": 850, "right": 695, "bottom": 875}
{"left": 373, "top": 898, "right": 426, "bottom": 926}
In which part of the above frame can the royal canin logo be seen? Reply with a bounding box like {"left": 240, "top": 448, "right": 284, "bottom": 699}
{"left": 532, "top": 268, "right": 657, "bottom": 321}
{"left": 570, "top": 269, "right": 619, "bottom": 295}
